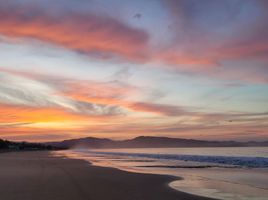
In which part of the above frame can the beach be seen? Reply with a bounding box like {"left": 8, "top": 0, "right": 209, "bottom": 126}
{"left": 58, "top": 148, "right": 268, "bottom": 200}
{"left": 0, "top": 151, "right": 214, "bottom": 200}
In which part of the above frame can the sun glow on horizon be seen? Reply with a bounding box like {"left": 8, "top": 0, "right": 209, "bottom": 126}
{"left": 0, "top": 0, "right": 268, "bottom": 142}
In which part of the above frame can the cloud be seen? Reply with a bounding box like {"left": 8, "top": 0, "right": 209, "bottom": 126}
{"left": 164, "top": 0, "right": 268, "bottom": 62}
{"left": 126, "top": 99, "right": 268, "bottom": 124}
{"left": 56, "top": 78, "right": 193, "bottom": 116}
{"left": 0, "top": 70, "right": 123, "bottom": 117}
{"left": 1, "top": 0, "right": 268, "bottom": 85}
{"left": 0, "top": 69, "right": 267, "bottom": 142}
{"left": 1, "top": 0, "right": 268, "bottom": 143}
{"left": 128, "top": 102, "right": 189, "bottom": 116}
{"left": 0, "top": 3, "right": 149, "bottom": 61}
{"left": 0, "top": 71, "right": 74, "bottom": 109}
{"left": 0, "top": 122, "right": 33, "bottom": 128}
{"left": 2, "top": 68, "right": 268, "bottom": 118}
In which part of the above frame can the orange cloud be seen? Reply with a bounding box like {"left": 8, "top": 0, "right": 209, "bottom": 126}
{"left": 0, "top": 101, "right": 267, "bottom": 142}
{"left": 155, "top": 51, "right": 218, "bottom": 70}
{"left": 0, "top": 104, "right": 88, "bottom": 123}
{"left": 62, "top": 80, "right": 136, "bottom": 103}
{"left": 214, "top": 42, "right": 268, "bottom": 62}
{"left": 0, "top": 102, "right": 129, "bottom": 141}
{"left": 0, "top": 102, "right": 124, "bottom": 127}
{"left": 59, "top": 80, "right": 186, "bottom": 116}
{"left": 0, "top": 6, "right": 149, "bottom": 61}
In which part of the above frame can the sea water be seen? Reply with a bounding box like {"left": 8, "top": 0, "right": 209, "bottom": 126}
{"left": 56, "top": 147, "right": 268, "bottom": 200}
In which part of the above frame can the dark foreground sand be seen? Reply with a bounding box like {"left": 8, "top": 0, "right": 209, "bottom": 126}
{"left": 0, "top": 151, "right": 216, "bottom": 200}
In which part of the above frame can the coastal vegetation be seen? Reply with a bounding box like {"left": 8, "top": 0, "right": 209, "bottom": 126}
{"left": 0, "top": 139, "right": 53, "bottom": 151}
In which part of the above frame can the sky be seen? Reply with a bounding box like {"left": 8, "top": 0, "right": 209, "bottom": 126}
{"left": 0, "top": 0, "right": 267, "bottom": 142}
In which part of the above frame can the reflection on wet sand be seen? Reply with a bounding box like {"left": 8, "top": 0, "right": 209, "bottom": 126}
{"left": 56, "top": 149, "right": 268, "bottom": 200}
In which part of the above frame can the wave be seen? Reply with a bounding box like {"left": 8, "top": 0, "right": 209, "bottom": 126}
{"left": 88, "top": 151, "right": 268, "bottom": 168}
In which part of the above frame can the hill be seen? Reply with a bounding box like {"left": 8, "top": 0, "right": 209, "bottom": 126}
{"left": 46, "top": 136, "right": 268, "bottom": 149}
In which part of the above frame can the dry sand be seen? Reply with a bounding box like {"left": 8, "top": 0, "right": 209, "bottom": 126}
{"left": 0, "top": 151, "right": 216, "bottom": 200}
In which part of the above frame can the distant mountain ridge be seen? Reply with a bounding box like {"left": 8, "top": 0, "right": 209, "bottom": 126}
{"left": 46, "top": 136, "right": 268, "bottom": 149}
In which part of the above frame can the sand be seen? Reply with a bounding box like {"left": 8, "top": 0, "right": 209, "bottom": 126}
{"left": 0, "top": 151, "right": 216, "bottom": 200}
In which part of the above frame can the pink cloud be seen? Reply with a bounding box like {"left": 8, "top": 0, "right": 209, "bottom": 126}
{"left": 1, "top": 1, "right": 268, "bottom": 84}
{"left": 0, "top": 5, "right": 149, "bottom": 61}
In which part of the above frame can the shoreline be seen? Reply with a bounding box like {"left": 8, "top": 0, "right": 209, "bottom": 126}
{"left": 0, "top": 151, "right": 216, "bottom": 200}
{"left": 58, "top": 149, "right": 268, "bottom": 200}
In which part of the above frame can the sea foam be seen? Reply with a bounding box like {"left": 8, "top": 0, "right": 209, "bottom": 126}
{"left": 88, "top": 151, "right": 268, "bottom": 168}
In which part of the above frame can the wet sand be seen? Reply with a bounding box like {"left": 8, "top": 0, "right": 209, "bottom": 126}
{"left": 0, "top": 151, "right": 216, "bottom": 200}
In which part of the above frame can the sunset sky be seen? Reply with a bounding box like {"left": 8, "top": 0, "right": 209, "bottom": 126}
{"left": 0, "top": 0, "right": 268, "bottom": 142}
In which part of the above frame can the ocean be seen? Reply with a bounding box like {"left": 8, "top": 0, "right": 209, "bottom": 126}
{"left": 56, "top": 147, "right": 268, "bottom": 200}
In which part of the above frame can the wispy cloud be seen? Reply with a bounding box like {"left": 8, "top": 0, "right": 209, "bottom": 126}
{"left": 0, "top": 71, "right": 124, "bottom": 117}
{"left": 0, "top": 0, "right": 267, "bottom": 142}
